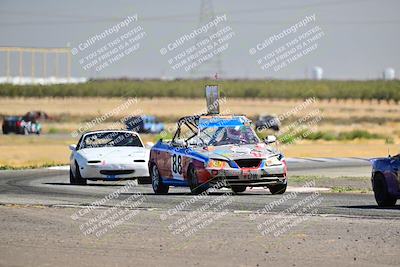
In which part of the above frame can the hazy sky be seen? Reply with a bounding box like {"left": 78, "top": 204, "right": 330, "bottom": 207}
{"left": 0, "top": 0, "right": 399, "bottom": 80}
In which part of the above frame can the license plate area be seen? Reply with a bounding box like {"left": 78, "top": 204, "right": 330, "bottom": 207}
{"left": 240, "top": 170, "right": 261, "bottom": 180}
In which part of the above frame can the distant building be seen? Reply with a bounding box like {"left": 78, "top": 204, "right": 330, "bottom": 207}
{"left": 311, "top": 66, "right": 323, "bottom": 80}
{"left": 383, "top": 68, "right": 395, "bottom": 80}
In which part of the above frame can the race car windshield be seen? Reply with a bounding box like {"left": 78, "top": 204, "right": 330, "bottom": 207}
{"left": 198, "top": 125, "right": 260, "bottom": 146}
{"left": 81, "top": 132, "right": 143, "bottom": 149}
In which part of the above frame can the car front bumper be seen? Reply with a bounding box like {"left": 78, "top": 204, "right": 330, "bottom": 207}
{"left": 80, "top": 162, "right": 149, "bottom": 180}
{"left": 204, "top": 165, "right": 287, "bottom": 187}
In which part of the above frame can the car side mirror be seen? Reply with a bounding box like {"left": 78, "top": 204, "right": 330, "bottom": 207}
{"left": 69, "top": 144, "right": 77, "bottom": 151}
{"left": 264, "top": 135, "right": 277, "bottom": 144}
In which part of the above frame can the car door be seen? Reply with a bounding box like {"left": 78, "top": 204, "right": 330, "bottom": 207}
{"left": 169, "top": 144, "right": 185, "bottom": 180}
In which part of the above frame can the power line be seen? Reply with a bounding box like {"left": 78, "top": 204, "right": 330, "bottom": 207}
{"left": 0, "top": 0, "right": 395, "bottom": 27}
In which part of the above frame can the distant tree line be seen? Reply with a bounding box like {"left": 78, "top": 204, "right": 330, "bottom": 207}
{"left": 1, "top": 79, "right": 399, "bottom": 102}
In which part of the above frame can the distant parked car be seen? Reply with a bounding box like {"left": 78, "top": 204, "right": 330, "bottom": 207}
{"left": 2, "top": 116, "right": 41, "bottom": 135}
{"left": 125, "top": 115, "right": 164, "bottom": 134}
{"left": 23, "top": 111, "right": 50, "bottom": 121}
{"left": 371, "top": 155, "right": 400, "bottom": 206}
{"left": 255, "top": 115, "right": 280, "bottom": 132}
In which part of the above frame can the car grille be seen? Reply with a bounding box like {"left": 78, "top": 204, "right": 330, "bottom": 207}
{"left": 100, "top": 170, "right": 135, "bottom": 175}
{"left": 234, "top": 159, "right": 262, "bottom": 168}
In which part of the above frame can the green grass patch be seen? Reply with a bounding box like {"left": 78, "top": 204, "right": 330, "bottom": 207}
{"left": 274, "top": 129, "right": 392, "bottom": 144}
{"left": 330, "top": 186, "right": 370, "bottom": 194}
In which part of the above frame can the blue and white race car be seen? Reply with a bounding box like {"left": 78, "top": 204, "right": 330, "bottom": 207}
{"left": 149, "top": 114, "right": 287, "bottom": 194}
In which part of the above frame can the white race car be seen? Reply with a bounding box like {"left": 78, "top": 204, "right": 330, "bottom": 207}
{"left": 69, "top": 130, "right": 150, "bottom": 185}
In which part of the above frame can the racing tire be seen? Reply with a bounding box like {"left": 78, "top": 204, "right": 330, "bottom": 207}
{"left": 269, "top": 184, "right": 287, "bottom": 195}
{"left": 69, "top": 168, "right": 76, "bottom": 184}
{"left": 372, "top": 173, "right": 397, "bottom": 207}
{"left": 151, "top": 163, "right": 169, "bottom": 194}
{"left": 71, "top": 162, "right": 87, "bottom": 185}
{"left": 188, "top": 165, "right": 208, "bottom": 195}
{"left": 231, "top": 185, "right": 247, "bottom": 193}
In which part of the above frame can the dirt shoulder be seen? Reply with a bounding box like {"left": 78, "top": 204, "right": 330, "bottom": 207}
{"left": 0, "top": 205, "right": 398, "bottom": 267}
{"left": 289, "top": 175, "right": 372, "bottom": 193}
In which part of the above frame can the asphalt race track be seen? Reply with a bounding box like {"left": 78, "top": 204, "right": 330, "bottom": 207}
{"left": 1, "top": 158, "right": 399, "bottom": 267}
{"left": 0, "top": 158, "right": 396, "bottom": 217}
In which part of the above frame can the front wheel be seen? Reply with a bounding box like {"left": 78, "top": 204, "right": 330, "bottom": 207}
{"left": 70, "top": 162, "right": 87, "bottom": 185}
{"left": 151, "top": 164, "right": 169, "bottom": 194}
{"left": 69, "top": 168, "right": 76, "bottom": 184}
{"left": 188, "top": 166, "right": 208, "bottom": 195}
{"left": 372, "top": 174, "right": 397, "bottom": 207}
{"left": 269, "top": 184, "right": 287, "bottom": 195}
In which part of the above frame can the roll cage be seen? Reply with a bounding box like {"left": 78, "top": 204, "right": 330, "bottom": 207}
{"left": 171, "top": 115, "right": 201, "bottom": 145}
{"left": 171, "top": 114, "right": 250, "bottom": 147}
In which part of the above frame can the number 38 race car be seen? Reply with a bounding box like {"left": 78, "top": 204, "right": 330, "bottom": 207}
{"left": 149, "top": 114, "right": 288, "bottom": 194}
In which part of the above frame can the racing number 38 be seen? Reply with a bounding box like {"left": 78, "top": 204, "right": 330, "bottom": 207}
{"left": 172, "top": 154, "right": 183, "bottom": 177}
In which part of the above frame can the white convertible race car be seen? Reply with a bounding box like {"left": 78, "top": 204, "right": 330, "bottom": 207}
{"left": 69, "top": 130, "right": 150, "bottom": 185}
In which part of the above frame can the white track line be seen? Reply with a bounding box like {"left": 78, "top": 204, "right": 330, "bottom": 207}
{"left": 48, "top": 166, "right": 69, "bottom": 171}
{"left": 246, "top": 186, "right": 330, "bottom": 193}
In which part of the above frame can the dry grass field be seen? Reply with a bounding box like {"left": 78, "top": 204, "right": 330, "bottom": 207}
{"left": 0, "top": 97, "right": 399, "bottom": 167}
{"left": 0, "top": 97, "right": 399, "bottom": 119}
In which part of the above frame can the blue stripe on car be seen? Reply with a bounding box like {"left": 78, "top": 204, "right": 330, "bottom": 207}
{"left": 152, "top": 142, "right": 209, "bottom": 163}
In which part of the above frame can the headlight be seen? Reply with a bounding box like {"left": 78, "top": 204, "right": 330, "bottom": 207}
{"left": 265, "top": 156, "right": 281, "bottom": 166}
{"left": 207, "top": 159, "right": 227, "bottom": 168}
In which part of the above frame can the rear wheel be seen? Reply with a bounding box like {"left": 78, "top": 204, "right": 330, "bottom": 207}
{"left": 151, "top": 164, "right": 169, "bottom": 194}
{"left": 231, "top": 185, "right": 247, "bottom": 193}
{"left": 188, "top": 166, "right": 208, "bottom": 195}
{"left": 269, "top": 184, "right": 287, "bottom": 195}
{"left": 372, "top": 173, "right": 397, "bottom": 207}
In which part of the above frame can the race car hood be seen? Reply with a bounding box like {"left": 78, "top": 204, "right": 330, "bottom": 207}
{"left": 77, "top": 146, "right": 149, "bottom": 162}
{"left": 192, "top": 143, "right": 280, "bottom": 161}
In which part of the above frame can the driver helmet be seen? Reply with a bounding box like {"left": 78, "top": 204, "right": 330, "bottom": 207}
{"left": 226, "top": 127, "right": 242, "bottom": 141}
